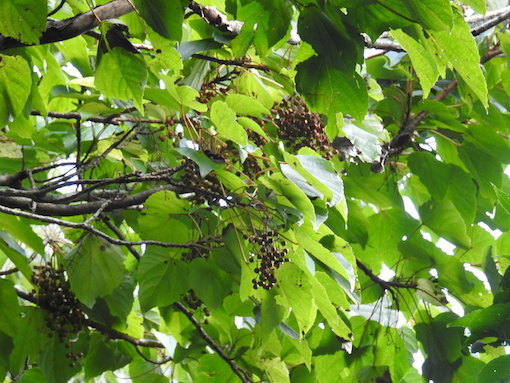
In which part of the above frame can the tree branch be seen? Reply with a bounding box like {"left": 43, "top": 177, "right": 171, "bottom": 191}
{"left": 188, "top": 1, "right": 243, "bottom": 34}
{"left": 173, "top": 302, "right": 253, "bottom": 383}
{"left": 0, "top": 0, "right": 136, "bottom": 51}
{"left": 30, "top": 110, "right": 167, "bottom": 126}
{"left": 356, "top": 259, "right": 416, "bottom": 290}
{"left": 0, "top": 203, "right": 215, "bottom": 249}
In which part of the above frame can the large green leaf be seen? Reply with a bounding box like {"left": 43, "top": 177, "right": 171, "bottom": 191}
{"left": 0, "top": 55, "right": 31, "bottom": 123}
{"left": 210, "top": 100, "right": 248, "bottom": 145}
{"left": 136, "top": 247, "right": 188, "bottom": 311}
{"left": 276, "top": 263, "right": 317, "bottom": 336}
{"left": 138, "top": 190, "right": 192, "bottom": 243}
{"left": 9, "top": 308, "right": 48, "bottom": 375}
{"left": 83, "top": 334, "right": 132, "bottom": 380}
{"left": 0, "top": 279, "right": 20, "bottom": 337}
{"left": 0, "top": 0, "right": 46, "bottom": 44}
{"left": 95, "top": 48, "right": 147, "bottom": 112}
{"left": 133, "top": 0, "right": 188, "bottom": 41}
{"left": 391, "top": 28, "right": 442, "bottom": 97}
{"left": 38, "top": 335, "right": 81, "bottom": 383}
{"left": 477, "top": 355, "right": 510, "bottom": 383}
{"left": 419, "top": 200, "right": 471, "bottom": 248}
{"left": 296, "top": 56, "right": 368, "bottom": 121}
{"left": 431, "top": 10, "right": 488, "bottom": 107}
{"left": 64, "top": 235, "right": 126, "bottom": 307}
{"left": 404, "top": 0, "right": 453, "bottom": 31}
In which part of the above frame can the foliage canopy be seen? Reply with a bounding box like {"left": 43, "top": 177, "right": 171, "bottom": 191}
{"left": 0, "top": 0, "right": 510, "bottom": 382}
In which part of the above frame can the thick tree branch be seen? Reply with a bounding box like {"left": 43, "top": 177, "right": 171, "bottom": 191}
{"left": 188, "top": 1, "right": 243, "bottom": 34}
{"left": 30, "top": 110, "right": 166, "bottom": 126}
{"left": 0, "top": 0, "right": 136, "bottom": 51}
{"left": 173, "top": 302, "right": 253, "bottom": 383}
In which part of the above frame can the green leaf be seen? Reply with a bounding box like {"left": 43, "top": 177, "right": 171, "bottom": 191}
{"left": 0, "top": 232, "right": 32, "bottom": 280}
{"left": 0, "top": 215, "right": 45, "bottom": 254}
{"left": 0, "top": 279, "right": 20, "bottom": 337}
{"left": 83, "top": 334, "right": 132, "bottom": 380}
{"left": 294, "top": 226, "right": 350, "bottom": 281}
{"left": 460, "top": 0, "right": 485, "bottom": 14}
{"left": 404, "top": 0, "right": 453, "bottom": 31}
{"left": 296, "top": 155, "right": 345, "bottom": 208}
{"left": 176, "top": 147, "right": 223, "bottom": 177}
{"left": 64, "top": 235, "right": 126, "bottom": 307}
{"left": 210, "top": 101, "right": 248, "bottom": 145}
{"left": 39, "top": 335, "right": 81, "bottom": 383}
{"left": 138, "top": 191, "right": 192, "bottom": 243}
{"left": 262, "top": 358, "right": 290, "bottom": 383}
{"left": 225, "top": 94, "right": 270, "bottom": 118}
{"left": 296, "top": 56, "right": 367, "bottom": 121}
{"left": 133, "top": 0, "right": 187, "bottom": 41}
{"left": 0, "top": 0, "right": 46, "bottom": 44}
{"left": 0, "top": 54, "right": 32, "bottom": 121}
{"left": 189, "top": 259, "right": 231, "bottom": 309}
{"left": 9, "top": 308, "right": 48, "bottom": 375}
{"left": 95, "top": 48, "right": 147, "bottom": 112}
{"left": 419, "top": 200, "right": 471, "bottom": 248}
{"left": 263, "top": 173, "right": 316, "bottom": 222}
{"left": 341, "top": 119, "right": 382, "bottom": 162}
{"left": 276, "top": 263, "right": 317, "bottom": 336}
{"left": 391, "top": 28, "right": 442, "bottom": 97}
{"left": 477, "top": 355, "right": 510, "bottom": 383}
{"left": 431, "top": 10, "right": 488, "bottom": 107}
{"left": 136, "top": 247, "right": 188, "bottom": 311}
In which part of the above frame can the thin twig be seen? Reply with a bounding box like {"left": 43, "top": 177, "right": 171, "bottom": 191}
{"left": 192, "top": 54, "right": 270, "bottom": 71}
{"left": 101, "top": 215, "right": 141, "bottom": 260}
{"left": 0, "top": 203, "right": 213, "bottom": 249}
{"left": 173, "top": 302, "right": 253, "bottom": 383}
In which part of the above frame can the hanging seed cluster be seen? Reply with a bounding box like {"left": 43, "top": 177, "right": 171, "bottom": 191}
{"left": 182, "top": 289, "right": 210, "bottom": 317}
{"left": 179, "top": 159, "right": 224, "bottom": 204}
{"left": 272, "top": 98, "right": 338, "bottom": 159}
{"left": 242, "top": 155, "right": 262, "bottom": 178}
{"left": 248, "top": 230, "right": 289, "bottom": 290}
{"left": 31, "top": 265, "right": 83, "bottom": 342}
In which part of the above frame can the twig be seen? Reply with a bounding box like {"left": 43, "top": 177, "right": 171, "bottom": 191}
{"left": 134, "top": 345, "right": 172, "bottom": 365}
{"left": 101, "top": 216, "right": 141, "bottom": 260}
{"left": 192, "top": 53, "right": 270, "bottom": 71}
{"left": 356, "top": 259, "right": 416, "bottom": 290}
{"left": 0, "top": 203, "right": 213, "bottom": 249}
{"left": 173, "top": 302, "right": 253, "bottom": 383}
{"left": 47, "top": 0, "right": 67, "bottom": 16}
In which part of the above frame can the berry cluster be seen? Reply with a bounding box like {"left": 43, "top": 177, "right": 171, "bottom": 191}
{"left": 247, "top": 127, "right": 268, "bottom": 148}
{"left": 242, "top": 155, "right": 262, "bottom": 178}
{"left": 248, "top": 230, "right": 289, "bottom": 290}
{"left": 31, "top": 265, "right": 83, "bottom": 342}
{"left": 179, "top": 159, "right": 224, "bottom": 205}
{"left": 66, "top": 350, "right": 84, "bottom": 367}
{"left": 272, "top": 98, "right": 338, "bottom": 159}
{"left": 182, "top": 289, "right": 210, "bottom": 317}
